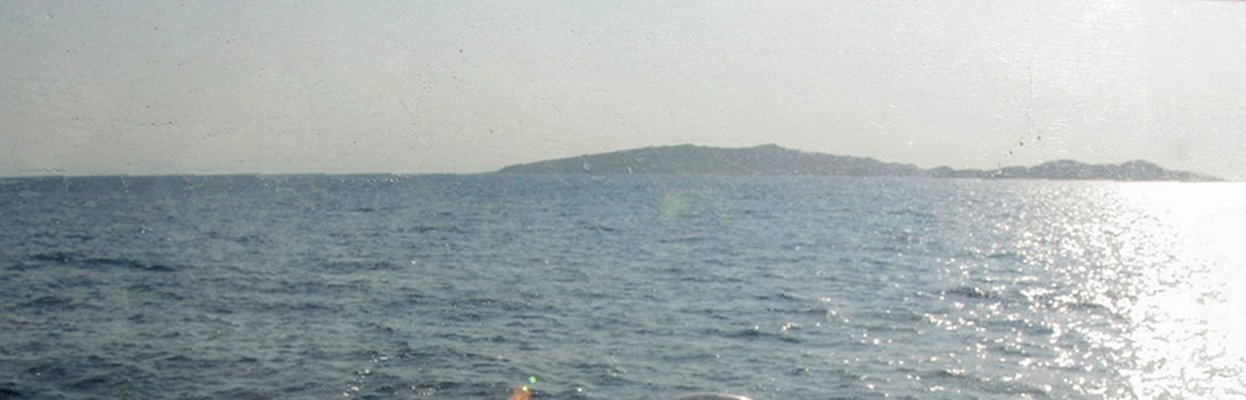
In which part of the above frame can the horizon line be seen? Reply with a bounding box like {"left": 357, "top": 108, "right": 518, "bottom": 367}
{"left": 0, "top": 143, "right": 1228, "bottom": 181}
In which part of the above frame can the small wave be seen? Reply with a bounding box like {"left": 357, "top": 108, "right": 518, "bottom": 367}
{"left": 232, "top": 234, "right": 266, "bottom": 245}
{"left": 124, "top": 282, "right": 185, "bottom": 302}
{"left": 21, "top": 295, "right": 73, "bottom": 310}
{"left": 942, "top": 286, "right": 995, "bottom": 300}
{"left": 921, "top": 366, "right": 1053, "bottom": 399}
{"left": 351, "top": 372, "right": 408, "bottom": 397}
{"left": 569, "top": 360, "right": 631, "bottom": 384}
{"left": 252, "top": 299, "right": 338, "bottom": 314}
{"left": 363, "top": 321, "right": 398, "bottom": 336}
{"left": 381, "top": 288, "right": 429, "bottom": 309}
{"left": 24, "top": 252, "right": 179, "bottom": 272}
{"left": 446, "top": 296, "right": 529, "bottom": 312}
{"left": 920, "top": 367, "right": 974, "bottom": 383}
{"left": 407, "top": 380, "right": 501, "bottom": 398}
{"left": 23, "top": 363, "right": 70, "bottom": 381}
{"left": 27, "top": 251, "right": 83, "bottom": 264}
{"left": 987, "top": 253, "right": 1018, "bottom": 261}
{"left": 402, "top": 225, "right": 467, "bottom": 234}
{"left": 65, "top": 374, "right": 115, "bottom": 391}
{"left": 978, "top": 378, "right": 1053, "bottom": 399}
{"left": 392, "top": 344, "right": 500, "bottom": 364}
{"left": 548, "top": 387, "right": 594, "bottom": 400}
{"left": 658, "top": 236, "right": 708, "bottom": 244}
{"left": 317, "top": 259, "right": 402, "bottom": 274}
{"left": 583, "top": 223, "right": 622, "bottom": 233}
{"left": 1027, "top": 292, "right": 1117, "bottom": 316}
{"left": 434, "top": 332, "right": 509, "bottom": 344}
{"left": 208, "top": 387, "right": 270, "bottom": 400}
{"left": 152, "top": 355, "right": 215, "bottom": 371}
{"left": 753, "top": 292, "right": 803, "bottom": 303}
{"left": 85, "top": 257, "right": 178, "bottom": 272}
{"left": 0, "top": 385, "right": 24, "bottom": 400}
{"left": 1061, "top": 300, "right": 1111, "bottom": 313}
{"left": 712, "top": 327, "right": 803, "bottom": 344}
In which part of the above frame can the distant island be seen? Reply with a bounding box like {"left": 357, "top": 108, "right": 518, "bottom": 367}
{"left": 498, "top": 144, "right": 1221, "bottom": 182}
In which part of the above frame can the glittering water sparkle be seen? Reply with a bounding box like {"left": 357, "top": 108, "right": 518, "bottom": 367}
{"left": 0, "top": 175, "right": 1242, "bottom": 399}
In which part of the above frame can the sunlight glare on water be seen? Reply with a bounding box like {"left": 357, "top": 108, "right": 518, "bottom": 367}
{"left": 3, "top": 176, "right": 1244, "bottom": 399}
{"left": 1108, "top": 183, "right": 1246, "bottom": 398}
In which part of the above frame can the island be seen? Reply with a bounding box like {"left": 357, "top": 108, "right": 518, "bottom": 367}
{"left": 497, "top": 144, "right": 1221, "bottom": 181}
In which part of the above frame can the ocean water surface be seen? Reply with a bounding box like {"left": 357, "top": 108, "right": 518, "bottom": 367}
{"left": 1, "top": 175, "right": 1243, "bottom": 399}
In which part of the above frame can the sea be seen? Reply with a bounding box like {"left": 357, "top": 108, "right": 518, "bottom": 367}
{"left": 1, "top": 174, "right": 1244, "bottom": 399}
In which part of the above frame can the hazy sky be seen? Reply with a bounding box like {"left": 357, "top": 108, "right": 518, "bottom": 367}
{"left": 3, "top": 1, "right": 1244, "bottom": 179}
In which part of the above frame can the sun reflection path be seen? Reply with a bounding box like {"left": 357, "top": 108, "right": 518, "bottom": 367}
{"left": 1110, "top": 183, "right": 1246, "bottom": 398}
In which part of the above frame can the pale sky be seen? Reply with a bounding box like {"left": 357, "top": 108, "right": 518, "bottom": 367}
{"left": 2, "top": 1, "right": 1244, "bottom": 179}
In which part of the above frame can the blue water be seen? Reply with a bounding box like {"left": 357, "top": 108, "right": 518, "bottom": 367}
{"left": 1, "top": 175, "right": 1243, "bottom": 399}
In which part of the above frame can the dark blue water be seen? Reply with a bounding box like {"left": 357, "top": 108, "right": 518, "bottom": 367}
{"left": 2, "top": 175, "right": 1243, "bottom": 399}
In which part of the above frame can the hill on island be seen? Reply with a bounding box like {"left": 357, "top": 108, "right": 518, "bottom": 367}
{"left": 497, "top": 144, "right": 1221, "bottom": 182}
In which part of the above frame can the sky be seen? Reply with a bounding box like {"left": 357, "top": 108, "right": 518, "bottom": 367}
{"left": 2, "top": 0, "right": 1245, "bottom": 179}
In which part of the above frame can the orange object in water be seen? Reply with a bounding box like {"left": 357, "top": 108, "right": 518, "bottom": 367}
{"left": 508, "top": 385, "right": 532, "bottom": 400}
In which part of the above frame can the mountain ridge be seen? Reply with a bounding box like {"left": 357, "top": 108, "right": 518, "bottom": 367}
{"left": 497, "top": 144, "right": 1221, "bottom": 181}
